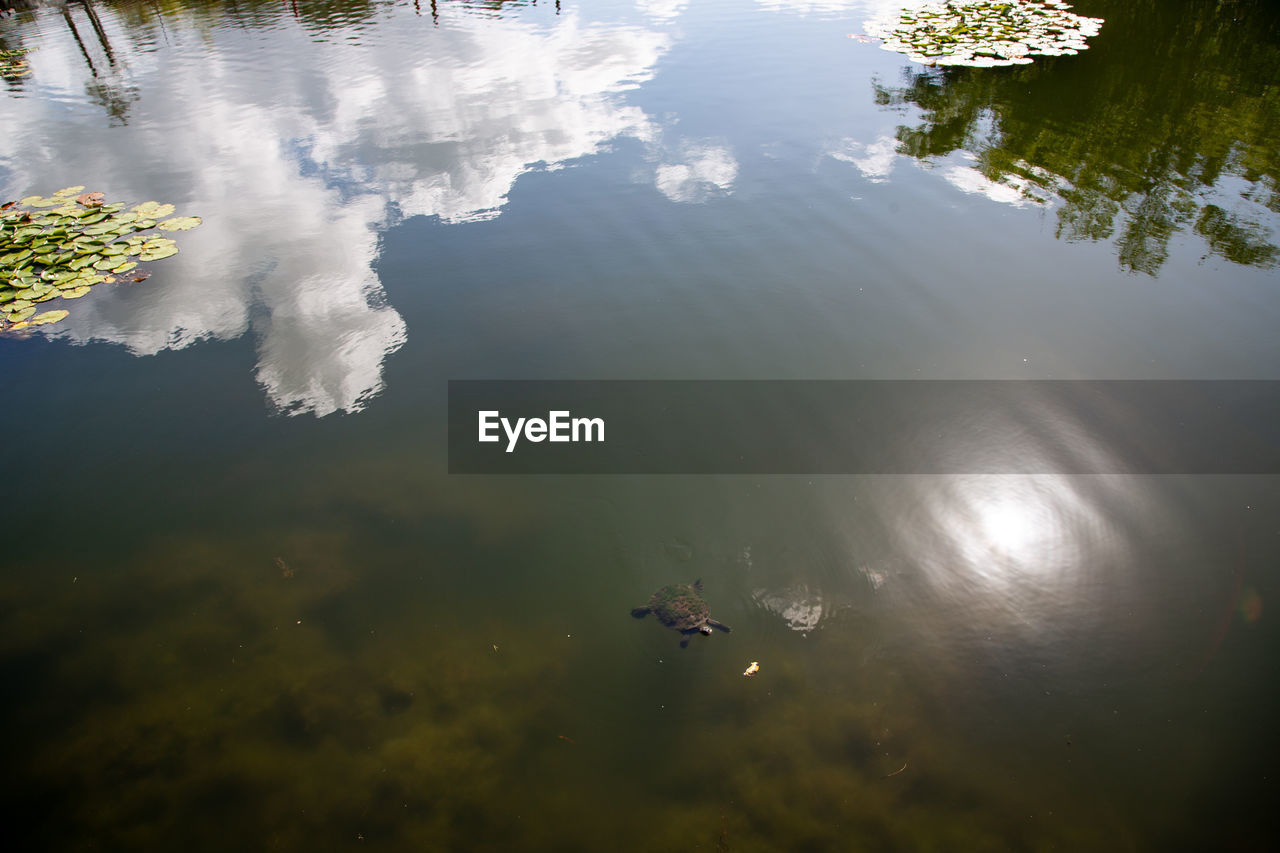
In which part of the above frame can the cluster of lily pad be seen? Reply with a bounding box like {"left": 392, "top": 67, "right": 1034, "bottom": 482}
{"left": 1, "top": 48, "right": 30, "bottom": 79}
{"left": 2, "top": 187, "right": 200, "bottom": 331}
{"left": 865, "top": 0, "right": 1104, "bottom": 67}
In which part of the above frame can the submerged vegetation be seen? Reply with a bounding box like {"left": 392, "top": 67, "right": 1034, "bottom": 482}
{"left": 866, "top": 1, "right": 1104, "bottom": 67}
{"left": 1, "top": 188, "right": 200, "bottom": 331}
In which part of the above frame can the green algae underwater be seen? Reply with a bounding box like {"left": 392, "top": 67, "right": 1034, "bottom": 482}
{"left": 4, "top": 455, "right": 1276, "bottom": 851}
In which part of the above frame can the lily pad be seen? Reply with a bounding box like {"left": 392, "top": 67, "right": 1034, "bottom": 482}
{"left": 58, "top": 286, "right": 92, "bottom": 299}
{"left": 157, "top": 216, "right": 202, "bottom": 232}
{"left": 131, "top": 202, "right": 176, "bottom": 219}
{"left": 29, "top": 310, "right": 70, "bottom": 326}
{"left": 138, "top": 244, "right": 179, "bottom": 262}
{"left": 864, "top": 0, "right": 1104, "bottom": 68}
{"left": 0, "top": 48, "right": 32, "bottom": 80}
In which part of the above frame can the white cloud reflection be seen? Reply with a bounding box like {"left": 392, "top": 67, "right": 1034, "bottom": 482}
{"left": 829, "top": 135, "right": 899, "bottom": 183}
{"left": 939, "top": 155, "right": 1058, "bottom": 208}
{"left": 754, "top": 0, "right": 864, "bottom": 15}
{"left": 756, "top": 0, "right": 936, "bottom": 19}
{"left": 1, "top": 5, "right": 673, "bottom": 415}
{"left": 654, "top": 140, "right": 739, "bottom": 203}
{"left": 637, "top": 0, "right": 689, "bottom": 22}
{"left": 830, "top": 135, "right": 1061, "bottom": 208}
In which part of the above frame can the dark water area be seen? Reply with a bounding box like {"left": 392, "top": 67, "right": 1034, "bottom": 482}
{"left": 2, "top": 0, "right": 1279, "bottom": 850}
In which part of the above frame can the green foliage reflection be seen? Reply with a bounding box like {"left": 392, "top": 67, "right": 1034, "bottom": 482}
{"left": 873, "top": 0, "right": 1280, "bottom": 274}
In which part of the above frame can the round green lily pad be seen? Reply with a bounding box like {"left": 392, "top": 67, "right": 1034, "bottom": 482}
{"left": 138, "top": 245, "right": 179, "bottom": 262}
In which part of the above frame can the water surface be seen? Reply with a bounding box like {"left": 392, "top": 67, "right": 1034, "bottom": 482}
{"left": 2, "top": 0, "right": 1278, "bottom": 849}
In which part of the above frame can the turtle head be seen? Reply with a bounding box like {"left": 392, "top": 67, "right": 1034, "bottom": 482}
{"left": 699, "top": 625, "right": 713, "bottom": 635}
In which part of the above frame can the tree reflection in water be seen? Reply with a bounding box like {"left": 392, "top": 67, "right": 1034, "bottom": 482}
{"left": 871, "top": 0, "right": 1279, "bottom": 275}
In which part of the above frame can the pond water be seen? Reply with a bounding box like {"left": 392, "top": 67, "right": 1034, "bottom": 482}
{"left": 2, "top": 0, "right": 1279, "bottom": 849}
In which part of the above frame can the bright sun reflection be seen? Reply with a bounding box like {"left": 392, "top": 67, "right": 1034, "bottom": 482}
{"left": 977, "top": 498, "right": 1041, "bottom": 557}
{"left": 926, "top": 476, "right": 1111, "bottom": 596}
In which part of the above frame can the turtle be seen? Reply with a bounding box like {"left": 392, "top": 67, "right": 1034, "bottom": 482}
{"left": 631, "top": 580, "right": 731, "bottom": 647}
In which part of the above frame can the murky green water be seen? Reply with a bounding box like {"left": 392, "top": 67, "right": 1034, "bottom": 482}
{"left": 2, "top": 0, "right": 1279, "bottom": 849}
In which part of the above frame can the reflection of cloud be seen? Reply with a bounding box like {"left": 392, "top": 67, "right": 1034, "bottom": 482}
{"left": 755, "top": 0, "right": 862, "bottom": 15}
{"left": 655, "top": 140, "right": 738, "bottom": 203}
{"left": 321, "top": 16, "right": 666, "bottom": 224}
{"left": 757, "top": 0, "right": 935, "bottom": 18}
{"left": 831, "top": 136, "right": 1063, "bottom": 208}
{"left": 247, "top": 195, "right": 408, "bottom": 416}
{"left": 829, "top": 135, "right": 899, "bottom": 182}
{"left": 1, "top": 8, "right": 669, "bottom": 415}
{"left": 941, "top": 164, "right": 1040, "bottom": 208}
{"left": 637, "top": 0, "right": 688, "bottom": 21}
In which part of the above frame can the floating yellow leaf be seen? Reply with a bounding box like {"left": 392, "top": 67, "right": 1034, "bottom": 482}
{"left": 131, "top": 201, "right": 175, "bottom": 219}
{"left": 29, "top": 309, "right": 69, "bottom": 325}
{"left": 157, "top": 216, "right": 202, "bottom": 232}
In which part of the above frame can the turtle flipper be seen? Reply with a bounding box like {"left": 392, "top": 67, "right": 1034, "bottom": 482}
{"left": 706, "top": 618, "right": 731, "bottom": 633}
{"left": 679, "top": 632, "right": 693, "bottom": 648}
{"left": 631, "top": 607, "right": 650, "bottom": 619}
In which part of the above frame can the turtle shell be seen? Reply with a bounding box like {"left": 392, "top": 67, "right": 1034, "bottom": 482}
{"left": 647, "top": 583, "right": 711, "bottom": 631}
